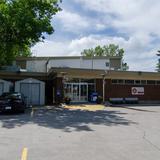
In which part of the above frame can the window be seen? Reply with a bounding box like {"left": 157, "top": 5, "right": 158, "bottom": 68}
{"left": 125, "top": 80, "right": 134, "bottom": 84}
{"left": 147, "top": 80, "right": 156, "bottom": 85}
{"left": 112, "top": 80, "right": 118, "bottom": 84}
{"left": 105, "top": 62, "right": 110, "bottom": 67}
{"left": 156, "top": 81, "right": 160, "bottom": 85}
{"left": 141, "top": 80, "right": 147, "bottom": 85}
{"left": 111, "top": 79, "right": 159, "bottom": 85}
{"left": 135, "top": 80, "right": 141, "bottom": 85}
{"left": 112, "top": 79, "right": 124, "bottom": 84}
{"left": 117, "top": 80, "right": 124, "bottom": 84}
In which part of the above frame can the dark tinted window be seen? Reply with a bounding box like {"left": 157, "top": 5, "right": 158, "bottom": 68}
{"left": 135, "top": 80, "right": 141, "bottom": 84}
{"left": 147, "top": 80, "right": 156, "bottom": 85}
{"left": 117, "top": 80, "right": 124, "bottom": 84}
{"left": 112, "top": 80, "right": 118, "bottom": 84}
{"left": 156, "top": 81, "right": 160, "bottom": 85}
{"left": 125, "top": 80, "right": 134, "bottom": 84}
{"left": 141, "top": 80, "right": 146, "bottom": 85}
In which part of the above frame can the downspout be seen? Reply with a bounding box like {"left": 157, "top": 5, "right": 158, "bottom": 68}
{"left": 46, "top": 58, "right": 50, "bottom": 73}
{"left": 45, "top": 58, "right": 50, "bottom": 105}
{"left": 91, "top": 54, "right": 94, "bottom": 70}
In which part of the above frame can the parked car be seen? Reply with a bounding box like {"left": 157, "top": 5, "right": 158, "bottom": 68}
{"left": 0, "top": 92, "right": 26, "bottom": 113}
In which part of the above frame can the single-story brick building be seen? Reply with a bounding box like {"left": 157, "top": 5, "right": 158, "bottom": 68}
{"left": 0, "top": 56, "right": 160, "bottom": 105}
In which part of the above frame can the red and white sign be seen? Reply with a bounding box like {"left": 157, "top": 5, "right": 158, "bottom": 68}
{"left": 131, "top": 87, "right": 144, "bottom": 95}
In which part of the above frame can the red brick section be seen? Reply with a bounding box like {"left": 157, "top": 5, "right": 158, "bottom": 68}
{"left": 95, "top": 79, "right": 103, "bottom": 97}
{"left": 54, "top": 77, "right": 63, "bottom": 103}
{"left": 96, "top": 79, "right": 160, "bottom": 101}
{"left": 109, "top": 79, "right": 160, "bottom": 101}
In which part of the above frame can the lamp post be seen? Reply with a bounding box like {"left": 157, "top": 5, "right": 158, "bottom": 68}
{"left": 101, "top": 73, "right": 105, "bottom": 104}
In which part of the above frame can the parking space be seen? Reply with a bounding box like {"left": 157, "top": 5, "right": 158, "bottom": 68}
{"left": 0, "top": 105, "right": 160, "bottom": 160}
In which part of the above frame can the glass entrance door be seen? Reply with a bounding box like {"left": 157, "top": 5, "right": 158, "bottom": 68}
{"left": 80, "top": 84, "right": 88, "bottom": 102}
{"left": 72, "top": 84, "right": 79, "bottom": 102}
{"left": 64, "top": 83, "right": 89, "bottom": 102}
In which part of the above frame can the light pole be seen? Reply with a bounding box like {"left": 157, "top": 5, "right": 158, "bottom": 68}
{"left": 101, "top": 73, "right": 105, "bottom": 104}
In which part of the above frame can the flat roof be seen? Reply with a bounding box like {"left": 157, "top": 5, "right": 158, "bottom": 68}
{"left": 1, "top": 68, "right": 160, "bottom": 81}
{"left": 50, "top": 67, "right": 160, "bottom": 80}
{"left": 16, "top": 56, "right": 122, "bottom": 61}
{"left": 0, "top": 71, "right": 47, "bottom": 81}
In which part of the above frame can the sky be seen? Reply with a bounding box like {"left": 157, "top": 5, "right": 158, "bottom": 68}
{"left": 31, "top": 0, "right": 160, "bottom": 71}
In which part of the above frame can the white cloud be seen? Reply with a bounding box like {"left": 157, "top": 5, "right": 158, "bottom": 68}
{"left": 31, "top": 40, "right": 70, "bottom": 56}
{"left": 75, "top": 0, "right": 160, "bottom": 36}
{"left": 54, "top": 9, "right": 109, "bottom": 33}
{"left": 54, "top": 9, "right": 90, "bottom": 33}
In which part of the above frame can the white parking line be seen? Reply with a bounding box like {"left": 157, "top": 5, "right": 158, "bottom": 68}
{"left": 31, "top": 108, "right": 34, "bottom": 117}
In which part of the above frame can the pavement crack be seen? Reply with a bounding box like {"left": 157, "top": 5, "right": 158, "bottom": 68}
{"left": 134, "top": 125, "right": 160, "bottom": 152}
{"left": 143, "top": 130, "right": 160, "bottom": 152}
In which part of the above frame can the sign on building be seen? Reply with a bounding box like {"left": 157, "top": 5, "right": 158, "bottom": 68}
{"left": 131, "top": 87, "right": 144, "bottom": 95}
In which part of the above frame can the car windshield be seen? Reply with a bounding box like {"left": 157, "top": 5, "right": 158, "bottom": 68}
{"left": 0, "top": 93, "right": 22, "bottom": 99}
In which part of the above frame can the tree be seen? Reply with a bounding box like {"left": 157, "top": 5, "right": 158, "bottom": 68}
{"left": 81, "top": 44, "right": 129, "bottom": 71}
{"left": 0, "top": 0, "right": 61, "bottom": 66}
{"left": 95, "top": 45, "right": 104, "bottom": 56}
{"left": 103, "top": 44, "right": 124, "bottom": 57}
{"left": 81, "top": 48, "right": 95, "bottom": 57}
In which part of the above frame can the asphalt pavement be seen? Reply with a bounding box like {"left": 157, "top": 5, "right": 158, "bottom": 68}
{"left": 0, "top": 105, "right": 160, "bottom": 160}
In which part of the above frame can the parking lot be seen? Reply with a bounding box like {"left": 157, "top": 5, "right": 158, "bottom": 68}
{"left": 0, "top": 105, "right": 160, "bottom": 160}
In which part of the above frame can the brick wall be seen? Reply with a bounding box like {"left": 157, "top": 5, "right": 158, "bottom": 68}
{"left": 96, "top": 79, "right": 160, "bottom": 101}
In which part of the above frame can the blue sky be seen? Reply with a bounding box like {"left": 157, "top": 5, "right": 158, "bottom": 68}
{"left": 32, "top": 0, "right": 160, "bottom": 71}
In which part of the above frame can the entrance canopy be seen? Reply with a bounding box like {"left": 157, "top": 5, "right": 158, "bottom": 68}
{"left": 49, "top": 67, "right": 107, "bottom": 79}
{"left": 49, "top": 67, "right": 160, "bottom": 80}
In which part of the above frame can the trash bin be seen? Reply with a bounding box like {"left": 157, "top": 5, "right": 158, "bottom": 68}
{"left": 90, "top": 92, "right": 98, "bottom": 103}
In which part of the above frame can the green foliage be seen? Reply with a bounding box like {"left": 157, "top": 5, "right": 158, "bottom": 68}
{"left": 81, "top": 43, "right": 129, "bottom": 71}
{"left": 81, "top": 48, "right": 94, "bottom": 57}
{"left": 81, "top": 44, "right": 124, "bottom": 57}
{"left": 0, "top": 0, "right": 61, "bottom": 66}
{"left": 95, "top": 45, "right": 104, "bottom": 56}
{"left": 103, "top": 44, "right": 124, "bottom": 57}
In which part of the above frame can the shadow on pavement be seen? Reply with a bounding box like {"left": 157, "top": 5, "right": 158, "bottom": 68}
{"left": 0, "top": 107, "right": 136, "bottom": 132}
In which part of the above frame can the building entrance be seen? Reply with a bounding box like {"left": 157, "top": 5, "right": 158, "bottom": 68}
{"left": 64, "top": 82, "right": 95, "bottom": 102}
